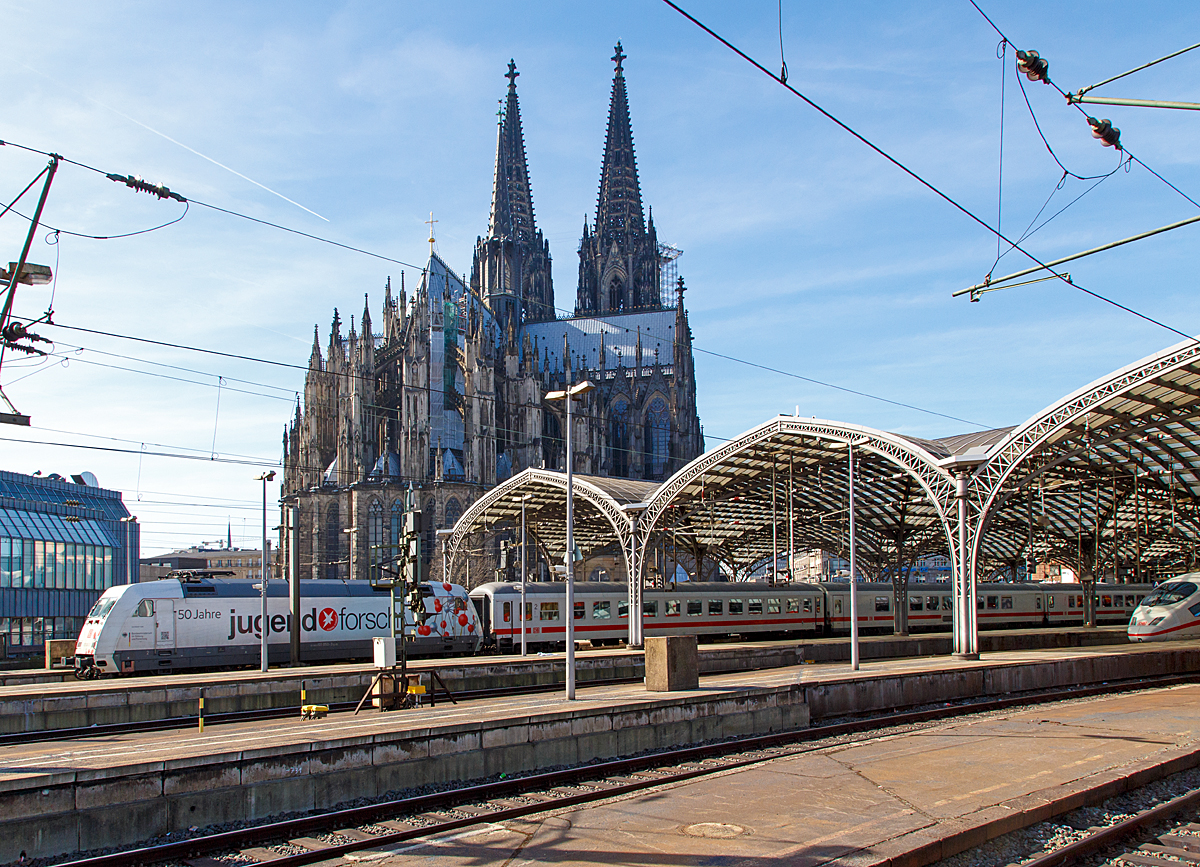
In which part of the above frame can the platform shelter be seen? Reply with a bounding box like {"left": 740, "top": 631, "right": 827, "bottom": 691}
{"left": 447, "top": 337, "right": 1200, "bottom": 655}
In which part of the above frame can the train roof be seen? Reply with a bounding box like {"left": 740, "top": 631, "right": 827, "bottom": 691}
{"left": 142, "top": 576, "right": 409, "bottom": 599}
{"left": 469, "top": 580, "right": 824, "bottom": 595}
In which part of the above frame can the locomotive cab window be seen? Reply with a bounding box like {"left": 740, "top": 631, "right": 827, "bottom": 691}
{"left": 728, "top": 598, "right": 743, "bottom": 615}
{"left": 133, "top": 599, "right": 154, "bottom": 617}
{"left": 709, "top": 599, "right": 724, "bottom": 616}
{"left": 593, "top": 601, "right": 611, "bottom": 620}
{"left": 875, "top": 596, "right": 890, "bottom": 613}
{"left": 687, "top": 600, "right": 702, "bottom": 616}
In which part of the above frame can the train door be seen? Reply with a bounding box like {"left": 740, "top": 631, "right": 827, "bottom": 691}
{"left": 155, "top": 600, "right": 175, "bottom": 649}
{"left": 127, "top": 598, "right": 156, "bottom": 650}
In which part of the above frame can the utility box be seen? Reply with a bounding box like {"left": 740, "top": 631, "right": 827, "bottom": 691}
{"left": 645, "top": 635, "right": 698, "bottom": 691}
{"left": 44, "top": 638, "right": 76, "bottom": 669}
{"left": 373, "top": 636, "right": 396, "bottom": 668}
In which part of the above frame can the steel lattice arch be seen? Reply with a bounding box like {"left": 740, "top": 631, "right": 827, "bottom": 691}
{"left": 447, "top": 338, "right": 1200, "bottom": 653}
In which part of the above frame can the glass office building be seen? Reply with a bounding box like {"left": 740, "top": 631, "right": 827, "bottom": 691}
{"left": 0, "top": 470, "right": 138, "bottom": 655}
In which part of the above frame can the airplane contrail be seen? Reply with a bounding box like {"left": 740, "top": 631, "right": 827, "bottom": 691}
{"left": 11, "top": 59, "right": 329, "bottom": 222}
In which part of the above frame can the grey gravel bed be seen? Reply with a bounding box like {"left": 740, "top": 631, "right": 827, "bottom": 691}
{"left": 933, "top": 766, "right": 1200, "bottom": 867}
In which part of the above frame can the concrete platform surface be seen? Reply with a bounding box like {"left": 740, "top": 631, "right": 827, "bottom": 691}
{"left": 323, "top": 682, "right": 1200, "bottom": 867}
{"left": 2, "top": 639, "right": 1193, "bottom": 786}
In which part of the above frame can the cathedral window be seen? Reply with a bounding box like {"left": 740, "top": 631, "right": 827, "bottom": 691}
{"left": 423, "top": 498, "right": 436, "bottom": 567}
{"left": 445, "top": 498, "right": 463, "bottom": 529}
{"left": 609, "top": 397, "right": 631, "bottom": 477}
{"left": 325, "top": 503, "right": 340, "bottom": 580}
{"left": 391, "top": 500, "right": 403, "bottom": 554}
{"left": 368, "top": 500, "right": 384, "bottom": 582}
{"left": 645, "top": 396, "right": 671, "bottom": 480}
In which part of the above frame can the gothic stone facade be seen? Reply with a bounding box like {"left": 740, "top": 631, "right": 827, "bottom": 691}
{"left": 282, "top": 46, "right": 703, "bottom": 585}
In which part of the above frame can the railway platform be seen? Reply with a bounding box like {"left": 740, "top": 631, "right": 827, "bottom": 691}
{"left": 2, "top": 639, "right": 1198, "bottom": 863}
{"left": 0, "top": 625, "right": 1130, "bottom": 734}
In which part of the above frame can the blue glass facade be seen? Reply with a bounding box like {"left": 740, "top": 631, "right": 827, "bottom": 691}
{"left": 0, "top": 470, "right": 137, "bottom": 655}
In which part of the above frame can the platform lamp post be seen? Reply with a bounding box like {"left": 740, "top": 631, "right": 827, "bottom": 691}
{"left": 255, "top": 471, "right": 276, "bottom": 673}
{"left": 545, "top": 379, "right": 595, "bottom": 700}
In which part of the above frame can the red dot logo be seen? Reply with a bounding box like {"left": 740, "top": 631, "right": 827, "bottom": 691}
{"left": 318, "top": 608, "right": 338, "bottom": 631}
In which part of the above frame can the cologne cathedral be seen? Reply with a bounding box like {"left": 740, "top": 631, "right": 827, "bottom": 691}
{"left": 281, "top": 45, "right": 703, "bottom": 583}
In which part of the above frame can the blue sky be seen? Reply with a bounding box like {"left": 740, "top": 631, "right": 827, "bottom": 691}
{"left": 2, "top": 1, "right": 1199, "bottom": 554}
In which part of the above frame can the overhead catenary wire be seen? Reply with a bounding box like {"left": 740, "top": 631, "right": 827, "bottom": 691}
{"left": 658, "top": 0, "right": 1196, "bottom": 341}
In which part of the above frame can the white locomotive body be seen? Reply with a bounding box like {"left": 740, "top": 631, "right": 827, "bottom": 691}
{"left": 74, "top": 575, "right": 480, "bottom": 676}
{"left": 1127, "top": 576, "right": 1200, "bottom": 641}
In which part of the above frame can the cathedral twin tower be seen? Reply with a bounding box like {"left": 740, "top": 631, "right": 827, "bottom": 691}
{"left": 283, "top": 45, "right": 703, "bottom": 581}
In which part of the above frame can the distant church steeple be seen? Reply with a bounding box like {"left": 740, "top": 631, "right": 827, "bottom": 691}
{"left": 471, "top": 60, "right": 554, "bottom": 328}
{"left": 577, "top": 42, "right": 661, "bottom": 315}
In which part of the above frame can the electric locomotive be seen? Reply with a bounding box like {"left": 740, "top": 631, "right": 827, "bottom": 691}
{"left": 74, "top": 573, "right": 480, "bottom": 677}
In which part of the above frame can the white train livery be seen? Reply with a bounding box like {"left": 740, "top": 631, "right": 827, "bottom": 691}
{"left": 1127, "top": 575, "right": 1200, "bottom": 641}
{"left": 74, "top": 574, "right": 480, "bottom": 676}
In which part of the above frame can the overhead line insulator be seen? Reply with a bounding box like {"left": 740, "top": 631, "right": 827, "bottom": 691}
{"left": 1016, "top": 49, "right": 1050, "bottom": 83}
{"left": 105, "top": 173, "right": 187, "bottom": 202}
{"left": 1087, "top": 117, "right": 1122, "bottom": 149}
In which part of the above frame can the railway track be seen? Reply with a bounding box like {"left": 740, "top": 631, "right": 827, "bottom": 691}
{"left": 47, "top": 671, "right": 1200, "bottom": 867}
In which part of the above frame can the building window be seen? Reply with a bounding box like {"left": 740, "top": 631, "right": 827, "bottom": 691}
{"left": 609, "top": 397, "right": 631, "bottom": 477}
{"left": 368, "top": 499, "right": 384, "bottom": 582}
{"left": 644, "top": 397, "right": 671, "bottom": 480}
{"left": 325, "top": 503, "right": 340, "bottom": 580}
{"left": 391, "top": 500, "right": 404, "bottom": 556}
{"left": 423, "top": 499, "right": 436, "bottom": 565}
{"left": 445, "top": 498, "right": 463, "bottom": 529}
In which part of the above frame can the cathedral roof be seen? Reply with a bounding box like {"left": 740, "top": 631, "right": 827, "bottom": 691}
{"left": 522, "top": 309, "right": 675, "bottom": 373}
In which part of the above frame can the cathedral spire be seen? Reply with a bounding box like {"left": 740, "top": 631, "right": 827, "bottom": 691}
{"left": 595, "top": 41, "right": 645, "bottom": 243}
{"left": 488, "top": 59, "right": 535, "bottom": 245}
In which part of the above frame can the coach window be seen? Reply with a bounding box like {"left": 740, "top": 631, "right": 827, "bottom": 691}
{"left": 618, "top": 601, "right": 629, "bottom": 618}
{"left": 574, "top": 601, "right": 585, "bottom": 620}
{"left": 1001, "top": 596, "right": 1013, "bottom": 610}
{"left": 502, "top": 602, "right": 511, "bottom": 623}
{"left": 666, "top": 600, "right": 681, "bottom": 616}
{"left": 788, "top": 599, "right": 801, "bottom": 614}
{"left": 748, "top": 598, "right": 763, "bottom": 615}
{"left": 728, "top": 598, "right": 743, "bottom": 615}
{"left": 1102, "top": 595, "right": 1112, "bottom": 608}
{"left": 833, "top": 598, "right": 842, "bottom": 616}
{"left": 767, "top": 598, "right": 781, "bottom": 614}
{"left": 986, "top": 596, "right": 998, "bottom": 609}
{"left": 942, "top": 596, "right": 952, "bottom": 611}
{"left": 815, "top": 598, "right": 821, "bottom": 612}
{"left": 800, "top": 598, "right": 810, "bottom": 613}
{"left": 643, "top": 600, "right": 658, "bottom": 617}
{"left": 927, "top": 596, "right": 939, "bottom": 610}
{"left": 910, "top": 597, "right": 922, "bottom": 612}
{"left": 134, "top": 599, "right": 154, "bottom": 617}
{"left": 539, "top": 602, "right": 559, "bottom": 621}
{"left": 687, "top": 600, "right": 702, "bottom": 616}
{"left": 1077, "top": 595, "right": 1084, "bottom": 608}
{"left": 1035, "top": 596, "right": 1042, "bottom": 610}
{"left": 593, "top": 601, "right": 611, "bottom": 620}
{"left": 977, "top": 596, "right": 984, "bottom": 610}
{"left": 875, "top": 596, "right": 890, "bottom": 613}
{"left": 1048, "top": 595, "right": 1056, "bottom": 608}
{"left": 525, "top": 602, "right": 533, "bottom": 623}
{"left": 709, "top": 599, "right": 723, "bottom": 615}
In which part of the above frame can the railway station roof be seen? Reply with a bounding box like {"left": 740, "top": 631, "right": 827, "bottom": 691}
{"left": 446, "top": 337, "right": 1200, "bottom": 585}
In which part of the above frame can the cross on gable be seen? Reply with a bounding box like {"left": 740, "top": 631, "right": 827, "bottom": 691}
{"left": 612, "top": 42, "right": 626, "bottom": 72}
